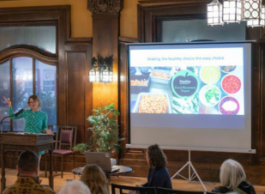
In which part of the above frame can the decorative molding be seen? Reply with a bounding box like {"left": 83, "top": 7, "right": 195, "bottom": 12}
{"left": 0, "top": 47, "right": 58, "bottom": 65}
{"left": 0, "top": 44, "right": 57, "bottom": 57}
{"left": 66, "top": 37, "right": 93, "bottom": 44}
{"left": 138, "top": 0, "right": 209, "bottom": 5}
{"left": 87, "top": 0, "right": 123, "bottom": 14}
{"left": 119, "top": 36, "right": 139, "bottom": 43}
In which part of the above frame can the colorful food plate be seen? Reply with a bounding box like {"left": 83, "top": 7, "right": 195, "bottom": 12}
{"left": 133, "top": 93, "right": 171, "bottom": 114}
{"left": 200, "top": 66, "right": 220, "bottom": 84}
{"left": 219, "top": 66, "right": 236, "bottom": 73}
{"left": 199, "top": 85, "right": 221, "bottom": 107}
{"left": 219, "top": 96, "right": 240, "bottom": 115}
{"left": 221, "top": 74, "right": 241, "bottom": 94}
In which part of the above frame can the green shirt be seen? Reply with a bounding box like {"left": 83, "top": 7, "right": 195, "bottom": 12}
{"left": 8, "top": 107, "right": 48, "bottom": 155}
{"left": 8, "top": 107, "right": 48, "bottom": 133}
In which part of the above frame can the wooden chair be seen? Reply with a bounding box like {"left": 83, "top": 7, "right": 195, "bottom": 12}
{"left": 111, "top": 184, "right": 156, "bottom": 194}
{"left": 52, "top": 126, "right": 77, "bottom": 178}
{"left": 157, "top": 187, "right": 204, "bottom": 194}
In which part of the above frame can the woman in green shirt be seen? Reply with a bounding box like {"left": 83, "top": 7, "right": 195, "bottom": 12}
{"left": 3, "top": 95, "right": 53, "bottom": 176}
{"left": 3, "top": 95, "right": 53, "bottom": 135}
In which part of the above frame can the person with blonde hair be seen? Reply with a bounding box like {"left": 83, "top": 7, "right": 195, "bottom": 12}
{"left": 3, "top": 95, "right": 53, "bottom": 177}
{"left": 81, "top": 164, "right": 109, "bottom": 194}
{"left": 212, "top": 159, "right": 256, "bottom": 194}
{"left": 59, "top": 180, "right": 91, "bottom": 194}
{"left": 3, "top": 95, "right": 53, "bottom": 135}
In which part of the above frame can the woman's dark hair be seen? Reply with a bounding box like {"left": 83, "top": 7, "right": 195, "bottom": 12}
{"left": 147, "top": 144, "right": 167, "bottom": 168}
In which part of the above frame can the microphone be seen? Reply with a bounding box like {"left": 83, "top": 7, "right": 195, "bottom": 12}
{"left": 15, "top": 109, "right": 24, "bottom": 117}
{"left": 0, "top": 107, "right": 25, "bottom": 133}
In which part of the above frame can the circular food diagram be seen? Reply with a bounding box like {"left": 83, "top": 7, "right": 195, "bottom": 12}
{"left": 171, "top": 70, "right": 199, "bottom": 99}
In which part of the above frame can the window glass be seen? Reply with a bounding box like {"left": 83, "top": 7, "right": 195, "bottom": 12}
{"left": 36, "top": 60, "right": 57, "bottom": 132}
{"left": 0, "top": 26, "right": 56, "bottom": 54}
{"left": 12, "top": 57, "right": 33, "bottom": 131}
{"left": 162, "top": 19, "right": 246, "bottom": 42}
{"left": 0, "top": 60, "right": 10, "bottom": 130}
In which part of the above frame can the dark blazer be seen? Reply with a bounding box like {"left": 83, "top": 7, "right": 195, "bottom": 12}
{"left": 212, "top": 181, "right": 256, "bottom": 194}
{"left": 142, "top": 167, "right": 172, "bottom": 189}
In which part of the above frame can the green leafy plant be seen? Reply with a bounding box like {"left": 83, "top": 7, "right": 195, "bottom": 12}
{"left": 73, "top": 103, "right": 124, "bottom": 156}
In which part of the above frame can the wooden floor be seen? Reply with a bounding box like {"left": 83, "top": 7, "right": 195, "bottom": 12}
{"left": 2, "top": 168, "right": 265, "bottom": 194}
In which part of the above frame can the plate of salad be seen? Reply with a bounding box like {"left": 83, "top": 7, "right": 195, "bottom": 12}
{"left": 199, "top": 85, "right": 221, "bottom": 107}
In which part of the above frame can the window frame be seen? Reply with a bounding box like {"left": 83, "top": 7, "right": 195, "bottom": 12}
{"left": 0, "top": 22, "right": 58, "bottom": 132}
{"left": 0, "top": 54, "right": 58, "bottom": 132}
{"left": 0, "top": 5, "right": 70, "bottom": 134}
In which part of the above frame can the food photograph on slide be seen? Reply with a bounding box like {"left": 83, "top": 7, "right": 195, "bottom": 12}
{"left": 130, "top": 63, "right": 244, "bottom": 116}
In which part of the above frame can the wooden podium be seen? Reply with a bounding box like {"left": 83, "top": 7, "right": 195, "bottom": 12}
{"left": 0, "top": 132, "right": 54, "bottom": 192}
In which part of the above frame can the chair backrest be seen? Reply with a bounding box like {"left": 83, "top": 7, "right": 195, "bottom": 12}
{"left": 111, "top": 184, "right": 156, "bottom": 194}
{"left": 55, "top": 126, "right": 77, "bottom": 150}
{"left": 157, "top": 188, "right": 204, "bottom": 194}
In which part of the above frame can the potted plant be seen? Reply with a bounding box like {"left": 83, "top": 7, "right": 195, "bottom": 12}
{"left": 73, "top": 103, "right": 124, "bottom": 159}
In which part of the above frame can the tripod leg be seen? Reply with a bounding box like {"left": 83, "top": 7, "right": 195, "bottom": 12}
{"left": 189, "top": 172, "right": 196, "bottom": 180}
{"left": 190, "top": 163, "right": 207, "bottom": 191}
{"left": 171, "top": 162, "right": 190, "bottom": 179}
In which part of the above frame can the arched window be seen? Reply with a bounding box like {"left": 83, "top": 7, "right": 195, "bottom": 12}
{"left": 0, "top": 25, "right": 58, "bottom": 132}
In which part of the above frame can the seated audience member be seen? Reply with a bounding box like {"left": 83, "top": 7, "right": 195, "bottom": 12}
{"left": 141, "top": 144, "right": 172, "bottom": 189}
{"left": 212, "top": 159, "right": 256, "bottom": 194}
{"left": 59, "top": 180, "right": 91, "bottom": 194}
{"left": 3, "top": 150, "right": 55, "bottom": 194}
{"left": 81, "top": 164, "right": 109, "bottom": 194}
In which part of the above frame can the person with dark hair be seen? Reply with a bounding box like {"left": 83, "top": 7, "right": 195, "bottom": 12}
{"left": 140, "top": 144, "right": 172, "bottom": 189}
{"left": 3, "top": 150, "right": 55, "bottom": 194}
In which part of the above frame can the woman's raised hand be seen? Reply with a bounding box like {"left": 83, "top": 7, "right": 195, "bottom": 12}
{"left": 3, "top": 96, "right": 11, "bottom": 107}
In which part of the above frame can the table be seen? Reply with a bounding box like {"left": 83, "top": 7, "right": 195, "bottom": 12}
{"left": 0, "top": 132, "right": 54, "bottom": 192}
{"left": 72, "top": 165, "right": 132, "bottom": 179}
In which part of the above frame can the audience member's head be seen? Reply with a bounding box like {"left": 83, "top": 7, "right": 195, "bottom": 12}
{"left": 220, "top": 159, "right": 246, "bottom": 190}
{"left": 81, "top": 164, "right": 108, "bottom": 194}
{"left": 17, "top": 150, "right": 39, "bottom": 177}
{"left": 146, "top": 144, "right": 167, "bottom": 168}
{"left": 59, "top": 180, "right": 91, "bottom": 194}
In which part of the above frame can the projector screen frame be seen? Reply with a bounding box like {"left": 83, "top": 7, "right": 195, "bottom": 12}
{"left": 126, "top": 41, "right": 255, "bottom": 153}
{"left": 126, "top": 144, "right": 256, "bottom": 154}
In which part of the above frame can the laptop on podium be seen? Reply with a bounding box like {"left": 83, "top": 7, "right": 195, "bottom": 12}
{"left": 84, "top": 152, "right": 119, "bottom": 173}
